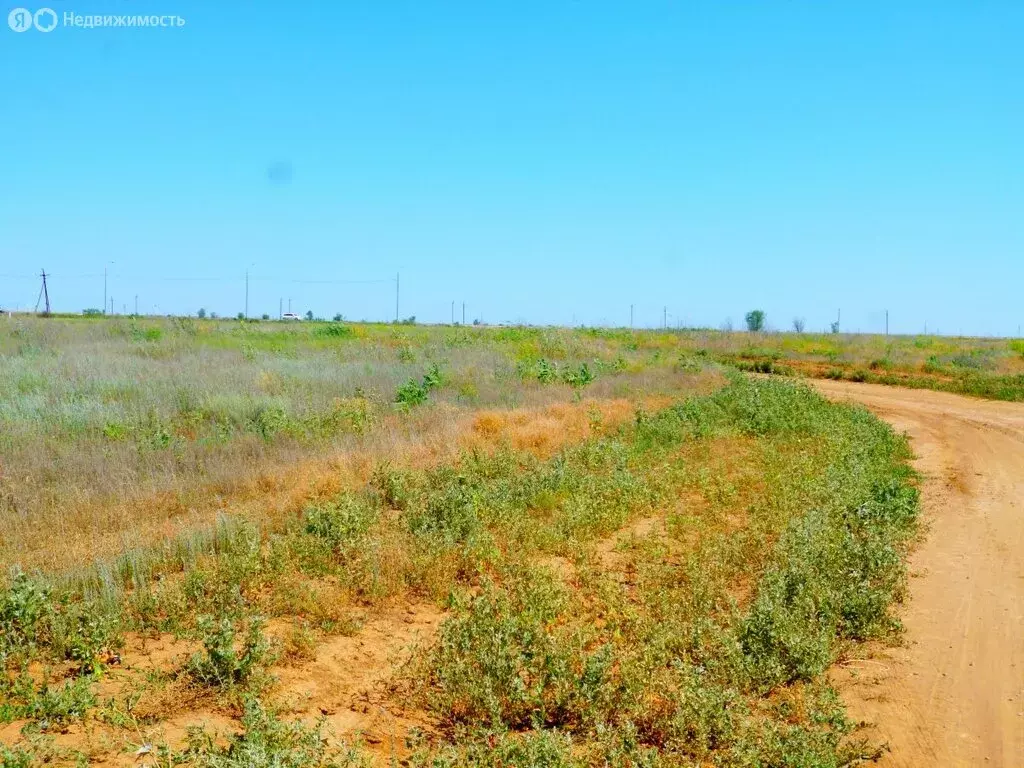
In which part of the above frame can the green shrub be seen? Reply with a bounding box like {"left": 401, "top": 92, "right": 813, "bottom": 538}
{"left": 561, "top": 363, "right": 595, "bottom": 388}
{"left": 0, "top": 569, "right": 52, "bottom": 655}
{"left": 0, "top": 744, "right": 33, "bottom": 767}
{"left": 396, "top": 364, "right": 444, "bottom": 407}
{"left": 0, "top": 669, "right": 97, "bottom": 724}
{"left": 741, "top": 478, "right": 918, "bottom": 689}
{"left": 314, "top": 323, "right": 354, "bottom": 339}
{"left": 948, "top": 350, "right": 993, "bottom": 370}
{"left": 396, "top": 378, "right": 430, "bottom": 407}
{"left": 535, "top": 358, "right": 558, "bottom": 383}
{"left": 428, "top": 570, "right": 591, "bottom": 730}
{"left": 304, "top": 497, "right": 375, "bottom": 559}
{"left": 410, "top": 729, "right": 578, "bottom": 768}
{"left": 129, "top": 324, "right": 162, "bottom": 343}
{"left": 372, "top": 464, "right": 416, "bottom": 510}
{"left": 407, "top": 467, "right": 484, "bottom": 544}
{"left": 175, "top": 697, "right": 369, "bottom": 767}
{"left": 248, "top": 404, "right": 290, "bottom": 440}
{"left": 187, "top": 616, "right": 273, "bottom": 690}
{"left": 48, "top": 598, "right": 122, "bottom": 674}
{"left": 101, "top": 420, "right": 130, "bottom": 440}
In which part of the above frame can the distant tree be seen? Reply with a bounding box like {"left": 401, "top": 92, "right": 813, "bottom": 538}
{"left": 830, "top": 320, "right": 841, "bottom": 334}
{"left": 210, "top": 311, "right": 219, "bottom": 319}
{"left": 745, "top": 310, "right": 766, "bottom": 332}
{"left": 197, "top": 308, "right": 207, "bottom": 319}
{"left": 237, "top": 312, "right": 245, "bottom": 320}
{"left": 792, "top": 317, "right": 805, "bottom": 333}
{"left": 261, "top": 313, "right": 270, "bottom": 320}
{"left": 473, "top": 318, "right": 482, "bottom": 326}
{"left": 305, "top": 310, "right": 314, "bottom": 321}
{"left": 333, "top": 313, "right": 344, "bottom": 322}
{"left": 82, "top": 308, "right": 102, "bottom": 316}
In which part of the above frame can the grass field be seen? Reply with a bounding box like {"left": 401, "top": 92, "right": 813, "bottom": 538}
{"left": 701, "top": 329, "right": 1024, "bottom": 401}
{"left": 0, "top": 315, "right": 950, "bottom": 764}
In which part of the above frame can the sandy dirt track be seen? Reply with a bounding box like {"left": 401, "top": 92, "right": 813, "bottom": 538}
{"left": 812, "top": 380, "right": 1024, "bottom": 767}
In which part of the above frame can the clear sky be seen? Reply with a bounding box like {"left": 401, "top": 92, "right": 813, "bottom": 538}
{"left": 2, "top": 2, "right": 1022, "bottom": 334}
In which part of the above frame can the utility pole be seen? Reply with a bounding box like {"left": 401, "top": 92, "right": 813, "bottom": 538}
{"left": 462, "top": 302, "right": 465, "bottom": 325}
{"left": 279, "top": 298, "right": 283, "bottom": 320}
{"left": 885, "top": 309, "right": 889, "bottom": 336}
{"left": 35, "top": 269, "right": 51, "bottom": 316}
{"left": 110, "top": 297, "right": 114, "bottom": 316}
{"left": 663, "top": 306, "right": 667, "bottom": 330}
{"left": 395, "top": 272, "right": 400, "bottom": 322}
{"left": 451, "top": 300, "right": 455, "bottom": 324}
{"left": 630, "top": 304, "right": 634, "bottom": 329}
{"left": 288, "top": 298, "right": 292, "bottom": 314}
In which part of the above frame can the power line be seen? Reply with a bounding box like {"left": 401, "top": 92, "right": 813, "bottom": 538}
{"left": 2, "top": 273, "right": 393, "bottom": 284}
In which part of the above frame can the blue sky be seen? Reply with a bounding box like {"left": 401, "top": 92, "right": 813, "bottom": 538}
{"left": 1, "top": 1, "right": 1022, "bottom": 334}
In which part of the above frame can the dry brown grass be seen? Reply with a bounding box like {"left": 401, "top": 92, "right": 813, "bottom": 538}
{"left": 1, "top": 316, "right": 727, "bottom": 575}
{"left": 4, "top": 392, "right": 707, "bottom": 575}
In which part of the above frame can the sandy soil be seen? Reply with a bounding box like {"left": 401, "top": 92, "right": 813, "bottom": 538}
{"left": 812, "top": 380, "right": 1024, "bottom": 767}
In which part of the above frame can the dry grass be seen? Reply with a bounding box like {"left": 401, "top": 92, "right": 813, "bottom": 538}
{"left": 0, "top": 316, "right": 721, "bottom": 573}
{"left": 4, "top": 394, "right": 706, "bottom": 575}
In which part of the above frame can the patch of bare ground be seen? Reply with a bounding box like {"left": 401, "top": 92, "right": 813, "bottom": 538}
{"left": 594, "top": 514, "right": 668, "bottom": 573}
{"left": 535, "top": 513, "right": 673, "bottom": 591}
{"left": 0, "top": 604, "right": 445, "bottom": 765}
{"left": 273, "top": 603, "right": 445, "bottom": 761}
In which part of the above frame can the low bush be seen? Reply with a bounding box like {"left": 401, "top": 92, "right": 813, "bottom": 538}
{"left": 396, "top": 363, "right": 445, "bottom": 407}
{"left": 174, "top": 697, "right": 369, "bottom": 767}
{"left": 313, "top": 323, "right": 354, "bottom": 339}
{"left": 186, "top": 616, "right": 274, "bottom": 690}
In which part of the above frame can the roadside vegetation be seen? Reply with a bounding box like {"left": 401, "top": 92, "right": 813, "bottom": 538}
{"left": 0, "top": 312, "right": 919, "bottom": 766}
{"left": 715, "top": 318, "right": 1024, "bottom": 401}
{"left": 0, "top": 316, "right": 1011, "bottom": 574}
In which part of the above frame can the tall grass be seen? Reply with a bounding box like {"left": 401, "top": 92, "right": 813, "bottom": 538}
{"left": 0, "top": 317, "right": 716, "bottom": 571}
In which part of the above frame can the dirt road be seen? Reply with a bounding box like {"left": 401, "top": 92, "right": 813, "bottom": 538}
{"left": 811, "top": 380, "right": 1024, "bottom": 767}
